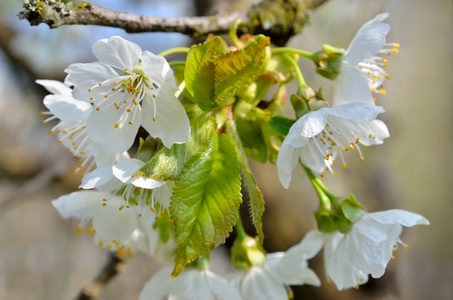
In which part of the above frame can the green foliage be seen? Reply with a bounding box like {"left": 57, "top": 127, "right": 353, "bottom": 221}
{"left": 135, "top": 114, "right": 215, "bottom": 181}
{"left": 226, "top": 119, "right": 265, "bottom": 241}
{"left": 184, "top": 37, "right": 221, "bottom": 111}
{"left": 170, "top": 133, "right": 242, "bottom": 277}
{"left": 268, "top": 116, "right": 296, "bottom": 135}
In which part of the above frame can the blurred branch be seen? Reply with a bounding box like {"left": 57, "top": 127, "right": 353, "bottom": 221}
{"left": 19, "top": 0, "right": 329, "bottom": 45}
{"left": 75, "top": 252, "right": 128, "bottom": 300}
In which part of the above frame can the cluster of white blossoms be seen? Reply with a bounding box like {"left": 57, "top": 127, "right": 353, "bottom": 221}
{"left": 38, "top": 12, "right": 429, "bottom": 300}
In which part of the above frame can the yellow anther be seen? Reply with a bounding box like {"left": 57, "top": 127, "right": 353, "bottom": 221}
{"left": 152, "top": 117, "right": 156, "bottom": 122}
{"left": 111, "top": 88, "right": 116, "bottom": 91}
{"left": 369, "top": 134, "right": 373, "bottom": 138}
{"left": 104, "top": 94, "right": 108, "bottom": 98}
{"left": 114, "top": 123, "right": 119, "bottom": 128}
{"left": 98, "top": 241, "right": 104, "bottom": 247}
{"left": 349, "top": 144, "right": 354, "bottom": 150}
{"left": 376, "top": 75, "right": 381, "bottom": 79}
{"left": 90, "top": 97, "right": 94, "bottom": 100}
{"left": 107, "top": 245, "right": 112, "bottom": 250}
{"left": 393, "top": 43, "right": 400, "bottom": 48}
{"left": 405, "top": 245, "right": 410, "bottom": 250}
{"left": 58, "top": 140, "right": 62, "bottom": 144}
{"left": 326, "top": 167, "right": 330, "bottom": 171}
{"left": 98, "top": 82, "right": 102, "bottom": 86}
{"left": 127, "top": 247, "right": 131, "bottom": 254}
{"left": 380, "top": 89, "right": 386, "bottom": 95}
{"left": 355, "top": 285, "right": 359, "bottom": 290}
{"left": 386, "top": 74, "right": 391, "bottom": 79}
{"left": 370, "top": 88, "right": 376, "bottom": 92}
{"left": 320, "top": 173, "right": 325, "bottom": 178}
{"left": 88, "top": 88, "right": 93, "bottom": 92}
{"left": 116, "top": 106, "right": 120, "bottom": 110}
{"left": 40, "top": 111, "right": 45, "bottom": 115}
{"left": 42, "top": 120, "right": 47, "bottom": 124}
{"left": 126, "top": 108, "right": 131, "bottom": 112}
{"left": 343, "top": 163, "right": 347, "bottom": 168}
{"left": 96, "top": 107, "right": 100, "bottom": 111}
{"left": 114, "top": 80, "right": 118, "bottom": 85}
{"left": 77, "top": 226, "right": 82, "bottom": 235}
{"left": 152, "top": 94, "right": 156, "bottom": 98}
{"left": 360, "top": 157, "right": 365, "bottom": 161}
{"left": 334, "top": 172, "right": 338, "bottom": 177}
{"left": 102, "top": 203, "right": 106, "bottom": 206}
{"left": 49, "top": 130, "right": 54, "bottom": 134}
{"left": 128, "top": 121, "right": 132, "bottom": 125}
{"left": 391, "top": 256, "right": 396, "bottom": 260}
{"left": 359, "top": 278, "right": 364, "bottom": 282}
{"left": 392, "top": 48, "right": 399, "bottom": 54}
{"left": 333, "top": 160, "right": 337, "bottom": 165}
{"left": 118, "top": 247, "right": 125, "bottom": 256}
{"left": 339, "top": 147, "right": 344, "bottom": 150}
{"left": 392, "top": 249, "right": 398, "bottom": 254}
{"left": 124, "top": 68, "right": 128, "bottom": 71}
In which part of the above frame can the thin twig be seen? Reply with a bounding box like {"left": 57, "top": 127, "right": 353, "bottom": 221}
{"left": 75, "top": 252, "right": 128, "bottom": 300}
{"left": 19, "top": 0, "right": 329, "bottom": 45}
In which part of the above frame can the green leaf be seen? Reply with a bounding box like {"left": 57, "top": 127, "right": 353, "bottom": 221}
{"left": 214, "top": 36, "right": 270, "bottom": 106}
{"left": 236, "top": 116, "right": 267, "bottom": 163}
{"left": 171, "top": 134, "right": 242, "bottom": 277}
{"left": 268, "top": 116, "right": 296, "bottom": 135}
{"left": 135, "top": 114, "right": 215, "bottom": 181}
{"left": 226, "top": 119, "right": 265, "bottom": 241}
{"left": 184, "top": 37, "right": 223, "bottom": 111}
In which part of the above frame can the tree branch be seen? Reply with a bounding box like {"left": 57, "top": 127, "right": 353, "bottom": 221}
{"left": 19, "top": 0, "right": 328, "bottom": 45}
{"left": 75, "top": 252, "right": 128, "bottom": 300}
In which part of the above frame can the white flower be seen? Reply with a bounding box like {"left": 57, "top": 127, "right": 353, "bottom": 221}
{"left": 37, "top": 79, "right": 128, "bottom": 176}
{"left": 277, "top": 102, "right": 389, "bottom": 188}
{"left": 334, "top": 13, "right": 400, "bottom": 106}
{"left": 228, "top": 231, "right": 322, "bottom": 300}
{"left": 139, "top": 266, "right": 241, "bottom": 300}
{"left": 323, "top": 209, "right": 430, "bottom": 290}
{"left": 65, "top": 36, "right": 190, "bottom": 153}
{"left": 81, "top": 158, "right": 172, "bottom": 216}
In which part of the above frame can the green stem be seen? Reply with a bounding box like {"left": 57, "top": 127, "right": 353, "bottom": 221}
{"left": 272, "top": 47, "right": 318, "bottom": 61}
{"left": 157, "top": 47, "right": 190, "bottom": 57}
{"left": 229, "top": 19, "right": 242, "bottom": 48}
{"left": 301, "top": 163, "right": 332, "bottom": 211}
{"left": 280, "top": 54, "right": 308, "bottom": 89}
{"left": 169, "top": 61, "right": 186, "bottom": 68}
{"left": 235, "top": 213, "right": 248, "bottom": 241}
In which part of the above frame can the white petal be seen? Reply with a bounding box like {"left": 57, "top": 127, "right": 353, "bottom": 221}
{"left": 43, "top": 94, "right": 93, "bottom": 122}
{"left": 365, "top": 209, "right": 430, "bottom": 227}
{"left": 242, "top": 267, "right": 288, "bottom": 300}
{"left": 276, "top": 142, "right": 300, "bottom": 189}
{"left": 79, "top": 166, "right": 115, "bottom": 189}
{"left": 141, "top": 86, "right": 191, "bottom": 148}
{"left": 289, "top": 108, "right": 329, "bottom": 139}
{"left": 204, "top": 270, "right": 242, "bottom": 300}
{"left": 90, "top": 141, "right": 130, "bottom": 168}
{"left": 140, "top": 51, "right": 178, "bottom": 89}
{"left": 65, "top": 62, "right": 119, "bottom": 101}
{"left": 328, "top": 102, "right": 385, "bottom": 122}
{"left": 291, "top": 230, "right": 325, "bottom": 260}
{"left": 298, "top": 142, "right": 328, "bottom": 174}
{"left": 51, "top": 190, "right": 102, "bottom": 219}
{"left": 112, "top": 158, "right": 145, "bottom": 183}
{"left": 85, "top": 105, "right": 142, "bottom": 153}
{"left": 36, "top": 79, "right": 72, "bottom": 96}
{"left": 92, "top": 36, "right": 142, "bottom": 70}
{"left": 139, "top": 267, "right": 173, "bottom": 300}
{"left": 345, "top": 16, "right": 390, "bottom": 65}
{"left": 333, "top": 66, "right": 374, "bottom": 106}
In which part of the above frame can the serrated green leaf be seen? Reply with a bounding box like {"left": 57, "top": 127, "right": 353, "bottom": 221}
{"left": 268, "top": 116, "right": 296, "bottom": 135}
{"left": 135, "top": 114, "right": 215, "bottom": 181}
{"left": 226, "top": 119, "right": 265, "bottom": 241}
{"left": 170, "top": 134, "right": 242, "bottom": 277}
{"left": 214, "top": 37, "right": 270, "bottom": 106}
{"left": 185, "top": 37, "right": 223, "bottom": 111}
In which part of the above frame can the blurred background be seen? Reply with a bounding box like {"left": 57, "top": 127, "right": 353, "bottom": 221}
{"left": 0, "top": 0, "right": 451, "bottom": 299}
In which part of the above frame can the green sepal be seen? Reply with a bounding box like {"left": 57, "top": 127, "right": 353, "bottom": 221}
{"left": 315, "top": 211, "right": 337, "bottom": 233}
{"left": 184, "top": 37, "right": 223, "bottom": 111}
{"left": 341, "top": 194, "right": 366, "bottom": 223}
{"left": 331, "top": 214, "right": 353, "bottom": 234}
{"left": 231, "top": 236, "right": 266, "bottom": 270}
{"left": 314, "top": 44, "right": 345, "bottom": 80}
{"left": 268, "top": 116, "right": 296, "bottom": 136}
{"left": 226, "top": 119, "right": 265, "bottom": 241}
{"left": 135, "top": 114, "right": 215, "bottom": 181}
{"left": 170, "top": 133, "right": 242, "bottom": 277}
